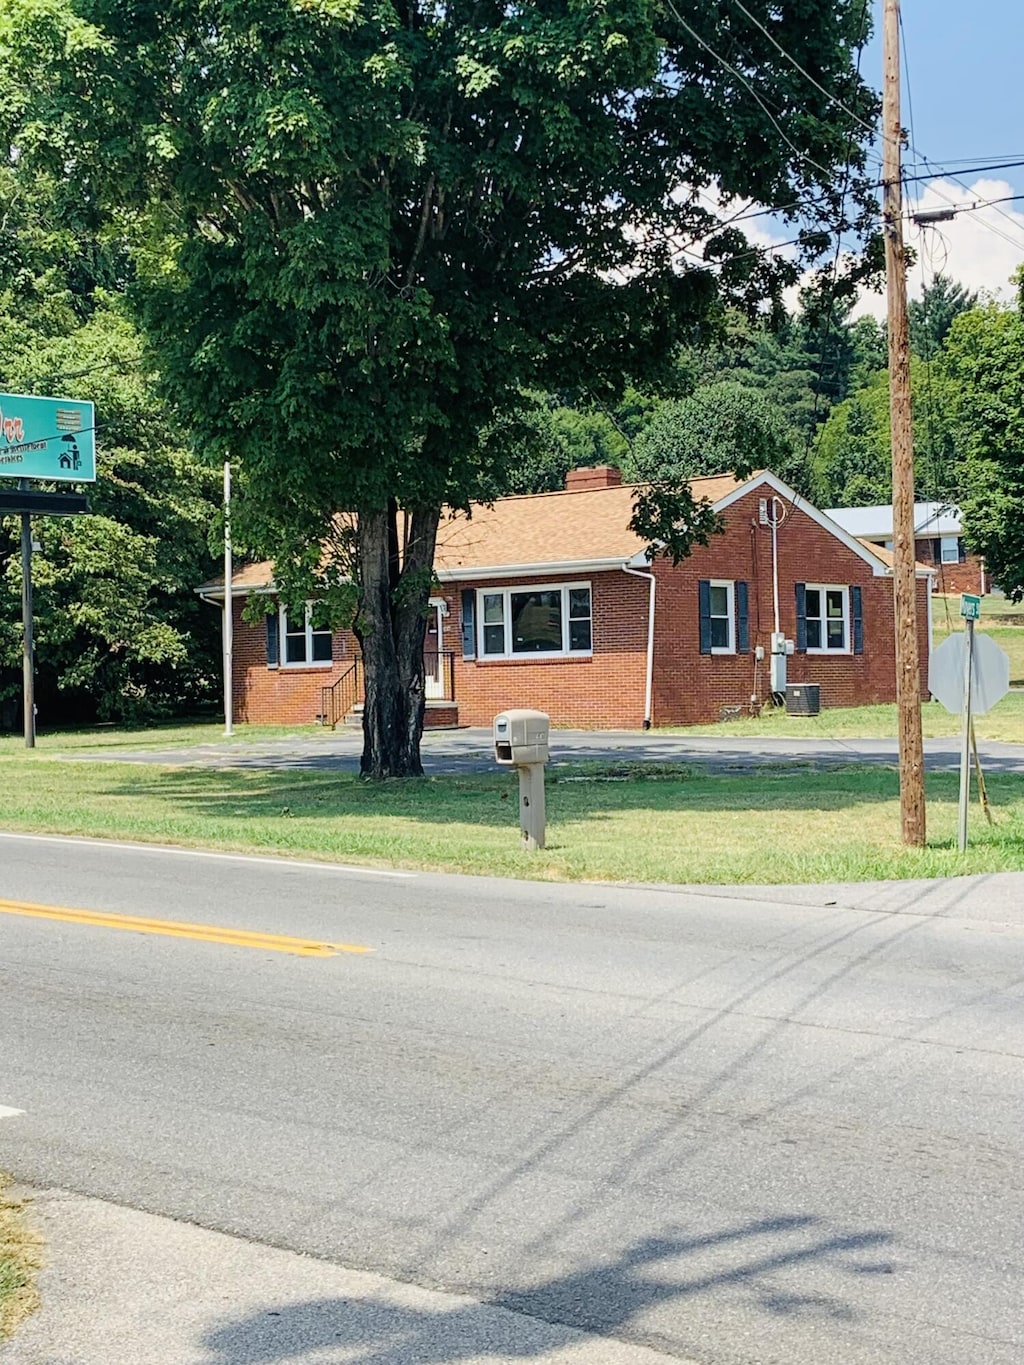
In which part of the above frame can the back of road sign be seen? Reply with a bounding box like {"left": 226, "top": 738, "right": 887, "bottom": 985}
{"left": 929, "top": 631, "right": 1010, "bottom": 715}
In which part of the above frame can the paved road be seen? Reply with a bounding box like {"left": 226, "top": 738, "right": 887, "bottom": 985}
{"left": 2, "top": 833, "right": 1023, "bottom": 1364}
{"left": 55, "top": 725, "right": 1024, "bottom": 775}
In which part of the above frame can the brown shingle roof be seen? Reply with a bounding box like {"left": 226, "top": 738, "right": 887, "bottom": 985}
{"left": 198, "top": 473, "right": 746, "bottom": 593}
{"left": 197, "top": 560, "right": 274, "bottom": 596}
{"left": 856, "top": 539, "right": 934, "bottom": 575}
{"left": 434, "top": 474, "right": 743, "bottom": 575}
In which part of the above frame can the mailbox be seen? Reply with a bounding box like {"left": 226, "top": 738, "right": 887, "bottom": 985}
{"left": 493, "top": 709, "right": 550, "bottom": 767}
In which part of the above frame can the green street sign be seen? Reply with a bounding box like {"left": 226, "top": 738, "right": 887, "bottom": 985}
{"left": 960, "top": 593, "right": 981, "bottom": 621}
{"left": 0, "top": 392, "right": 96, "bottom": 483}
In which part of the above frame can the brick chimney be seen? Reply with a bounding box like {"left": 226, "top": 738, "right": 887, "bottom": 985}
{"left": 565, "top": 464, "right": 623, "bottom": 491}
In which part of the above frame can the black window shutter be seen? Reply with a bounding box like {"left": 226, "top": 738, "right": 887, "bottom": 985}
{"left": 461, "top": 589, "right": 476, "bottom": 659}
{"left": 736, "top": 581, "right": 750, "bottom": 654}
{"left": 852, "top": 586, "right": 864, "bottom": 655}
{"left": 698, "top": 580, "right": 712, "bottom": 655}
{"left": 266, "top": 608, "right": 280, "bottom": 667}
{"left": 795, "top": 583, "right": 808, "bottom": 653}
{"left": 958, "top": 538, "right": 967, "bottom": 564}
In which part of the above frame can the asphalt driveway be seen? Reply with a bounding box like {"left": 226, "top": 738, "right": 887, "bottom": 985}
{"left": 53, "top": 725, "right": 1024, "bottom": 776}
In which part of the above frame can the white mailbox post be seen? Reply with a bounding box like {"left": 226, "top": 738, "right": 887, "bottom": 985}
{"left": 493, "top": 709, "right": 550, "bottom": 850}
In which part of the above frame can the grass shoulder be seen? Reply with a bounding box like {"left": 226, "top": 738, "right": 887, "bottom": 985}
{"left": 0, "top": 1177, "right": 41, "bottom": 1343}
{"left": 1, "top": 751, "right": 1022, "bottom": 885}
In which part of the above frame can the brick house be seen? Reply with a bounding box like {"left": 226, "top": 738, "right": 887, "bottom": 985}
{"left": 825, "top": 501, "right": 986, "bottom": 598}
{"left": 200, "top": 468, "right": 933, "bottom": 729}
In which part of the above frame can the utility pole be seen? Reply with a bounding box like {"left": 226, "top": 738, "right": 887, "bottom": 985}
{"left": 882, "top": 0, "right": 926, "bottom": 846}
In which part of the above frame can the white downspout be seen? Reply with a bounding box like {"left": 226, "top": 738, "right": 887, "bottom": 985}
{"left": 622, "top": 564, "right": 656, "bottom": 730}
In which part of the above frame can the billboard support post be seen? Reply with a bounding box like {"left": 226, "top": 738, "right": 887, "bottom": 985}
{"left": 19, "top": 480, "right": 34, "bottom": 748}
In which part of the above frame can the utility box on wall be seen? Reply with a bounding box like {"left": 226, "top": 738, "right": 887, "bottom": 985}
{"left": 785, "top": 684, "right": 821, "bottom": 716}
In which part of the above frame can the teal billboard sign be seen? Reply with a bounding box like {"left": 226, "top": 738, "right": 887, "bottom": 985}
{"left": 0, "top": 392, "right": 96, "bottom": 483}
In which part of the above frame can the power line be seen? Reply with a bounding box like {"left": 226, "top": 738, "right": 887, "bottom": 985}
{"left": 896, "top": 13, "right": 1024, "bottom": 254}
{"left": 726, "top": 0, "right": 879, "bottom": 142}
{"left": 899, "top": 158, "right": 1024, "bottom": 184}
{"left": 723, "top": 0, "right": 1024, "bottom": 253}
{"left": 661, "top": 0, "right": 840, "bottom": 184}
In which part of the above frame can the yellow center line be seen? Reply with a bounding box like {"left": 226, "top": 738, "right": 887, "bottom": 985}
{"left": 0, "top": 898, "right": 371, "bottom": 958}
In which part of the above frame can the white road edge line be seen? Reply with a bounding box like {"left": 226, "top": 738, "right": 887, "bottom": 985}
{"left": 0, "top": 831, "right": 415, "bottom": 879}
{"left": 0, "top": 1106, "right": 25, "bottom": 1120}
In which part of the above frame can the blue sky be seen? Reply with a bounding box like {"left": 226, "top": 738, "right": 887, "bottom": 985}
{"left": 748, "top": 1, "right": 1024, "bottom": 313}
{"left": 863, "top": 0, "right": 1024, "bottom": 196}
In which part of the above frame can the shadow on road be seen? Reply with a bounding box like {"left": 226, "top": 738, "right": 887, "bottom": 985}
{"left": 200, "top": 1217, "right": 895, "bottom": 1364}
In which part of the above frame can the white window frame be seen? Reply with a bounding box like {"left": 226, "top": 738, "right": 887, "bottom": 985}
{"left": 476, "top": 581, "right": 593, "bottom": 660}
{"left": 804, "top": 584, "right": 851, "bottom": 655}
{"left": 709, "top": 579, "right": 736, "bottom": 655}
{"left": 940, "top": 535, "right": 960, "bottom": 565}
{"left": 280, "top": 602, "right": 333, "bottom": 669}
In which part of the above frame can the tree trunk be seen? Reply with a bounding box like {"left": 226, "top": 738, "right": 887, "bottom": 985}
{"left": 355, "top": 501, "right": 440, "bottom": 778}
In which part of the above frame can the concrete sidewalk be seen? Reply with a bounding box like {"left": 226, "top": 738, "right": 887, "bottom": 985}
{"left": 3, "top": 1189, "right": 691, "bottom": 1365}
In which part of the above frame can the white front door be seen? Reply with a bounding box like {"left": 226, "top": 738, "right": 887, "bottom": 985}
{"left": 425, "top": 601, "right": 444, "bottom": 699}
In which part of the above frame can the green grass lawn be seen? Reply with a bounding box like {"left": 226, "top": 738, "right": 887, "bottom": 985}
{"left": 1, "top": 751, "right": 1022, "bottom": 884}
{"left": 0, "top": 720, "right": 324, "bottom": 756}
{"left": 0, "top": 1179, "right": 39, "bottom": 1344}
{"left": 671, "top": 692, "right": 1024, "bottom": 742}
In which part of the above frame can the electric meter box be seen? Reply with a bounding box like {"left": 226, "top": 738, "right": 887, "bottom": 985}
{"left": 493, "top": 709, "right": 550, "bottom": 766}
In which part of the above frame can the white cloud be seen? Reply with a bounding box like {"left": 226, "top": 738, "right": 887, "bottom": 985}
{"left": 854, "top": 177, "right": 1024, "bottom": 320}
{"left": 651, "top": 177, "right": 1024, "bottom": 320}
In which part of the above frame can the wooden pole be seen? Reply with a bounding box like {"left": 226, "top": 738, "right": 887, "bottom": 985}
{"left": 883, "top": 0, "right": 926, "bottom": 846}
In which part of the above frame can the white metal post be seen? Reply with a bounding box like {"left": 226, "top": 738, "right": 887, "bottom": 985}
{"left": 20, "top": 480, "right": 34, "bottom": 749}
{"left": 223, "top": 461, "right": 233, "bottom": 737}
{"left": 957, "top": 617, "right": 974, "bottom": 852}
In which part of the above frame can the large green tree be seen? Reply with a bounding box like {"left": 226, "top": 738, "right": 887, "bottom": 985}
{"left": 21, "top": 0, "right": 878, "bottom": 772}
{"left": 943, "top": 286, "right": 1024, "bottom": 595}
{"left": 0, "top": 12, "right": 221, "bottom": 728}
{"left": 623, "top": 380, "right": 796, "bottom": 486}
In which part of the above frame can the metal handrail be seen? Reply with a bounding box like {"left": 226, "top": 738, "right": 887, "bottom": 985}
{"left": 320, "top": 659, "right": 362, "bottom": 730}
{"left": 321, "top": 650, "right": 454, "bottom": 728}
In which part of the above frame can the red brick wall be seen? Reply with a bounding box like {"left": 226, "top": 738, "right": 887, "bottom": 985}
{"left": 230, "top": 486, "right": 933, "bottom": 729}
{"left": 913, "top": 538, "right": 987, "bottom": 597}
{"left": 232, "top": 600, "right": 361, "bottom": 726}
{"left": 648, "top": 489, "right": 930, "bottom": 725}
{"left": 445, "top": 571, "right": 650, "bottom": 728}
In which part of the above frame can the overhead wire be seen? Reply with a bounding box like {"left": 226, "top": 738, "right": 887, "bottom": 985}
{"left": 720, "top": 0, "right": 1024, "bottom": 253}
{"left": 897, "top": 9, "right": 1024, "bottom": 255}
{"left": 661, "top": 0, "right": 841, "bottom": 184}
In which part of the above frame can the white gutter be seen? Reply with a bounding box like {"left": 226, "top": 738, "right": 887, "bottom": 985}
{"left": 436, "top": 556, "right": 631, "bottom": 583}
{"left": 622, "top": 564, "right": 656, "bottom": 730}
{"left": 195, "top": 583, "right": 275, "bottom": 601}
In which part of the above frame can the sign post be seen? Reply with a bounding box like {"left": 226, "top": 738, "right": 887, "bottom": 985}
{"left": 929, "top": 596, "right": 1009, "bottom": 853}
{"left": 19, "top": 480, "right": 34, "bottom": 747}
{"left": 1, "top": 392, "right": 95, "bottom": 746}
{"left": 957, "top": 609, "right": 975, "bottom": 853}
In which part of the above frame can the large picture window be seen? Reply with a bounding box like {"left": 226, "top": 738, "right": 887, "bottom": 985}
{"left": 281, "top": 604, "right": 333, "bottom": 667}
{"left": 478, "top": 583, "right": 592, "bottom": 659}
{"left": 805, "top": 586, "right": 849, "bottom": 652}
